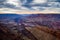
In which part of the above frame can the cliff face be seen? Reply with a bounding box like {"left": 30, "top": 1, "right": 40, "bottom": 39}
{"left": 0, "top": 23, "right": 37, "bottom": 40}
{"left": 0, "top": 22, "right": 60, "bottom": 40}
{"left": 0, "top": 23, "right": 18, "bottom": 40}
{"left": 0, "top": 14, "right": 60, "bottom": 40}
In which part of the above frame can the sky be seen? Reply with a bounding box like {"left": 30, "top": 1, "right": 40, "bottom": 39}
{"left": 0, "top": 0, "right": 60, "bottom": 14}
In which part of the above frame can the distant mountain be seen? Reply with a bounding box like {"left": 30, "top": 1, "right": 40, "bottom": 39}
{"left": 0, "top": 14, "right": 60, "bottom": 29}
{"left": 0, "top": 14, "right": 31, "bottom": 23}
{"left": 26, "top": 14, "right": 60, "bottom": 18}
{"left": 0, "top": 14, "right": 21, "bottom": 19}
{"left": 0, "top": 14, "right": 60, "bottom": 21}
{"left": 24, "top": 14, "right": 60, "bottom": 29}
{"left": 0, "top": 14, "right": 25, "bottom": 23}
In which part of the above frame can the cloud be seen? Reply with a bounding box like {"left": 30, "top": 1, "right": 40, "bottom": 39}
{"left": 47, "top": 2, "right": 60, "bottom": 8}
{"left": 6, "top": 0, "right": 21, "bottom": 7}
{"left": 0, "top": 0, "right": 60, "bottom": 12}
{"left": 32, "top": 0, "right": 47, "bottom": 4}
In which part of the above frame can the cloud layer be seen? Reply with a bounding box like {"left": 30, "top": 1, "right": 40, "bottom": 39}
{"left": 0, "top": 0, "right": 60, "bottom": 13}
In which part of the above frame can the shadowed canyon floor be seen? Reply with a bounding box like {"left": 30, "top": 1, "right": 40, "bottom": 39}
{"left": 0, "top": 14, "right": 60, "bottom": 40}
{"left": 0, "top": 23, "right": 60, "bottom": 40}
